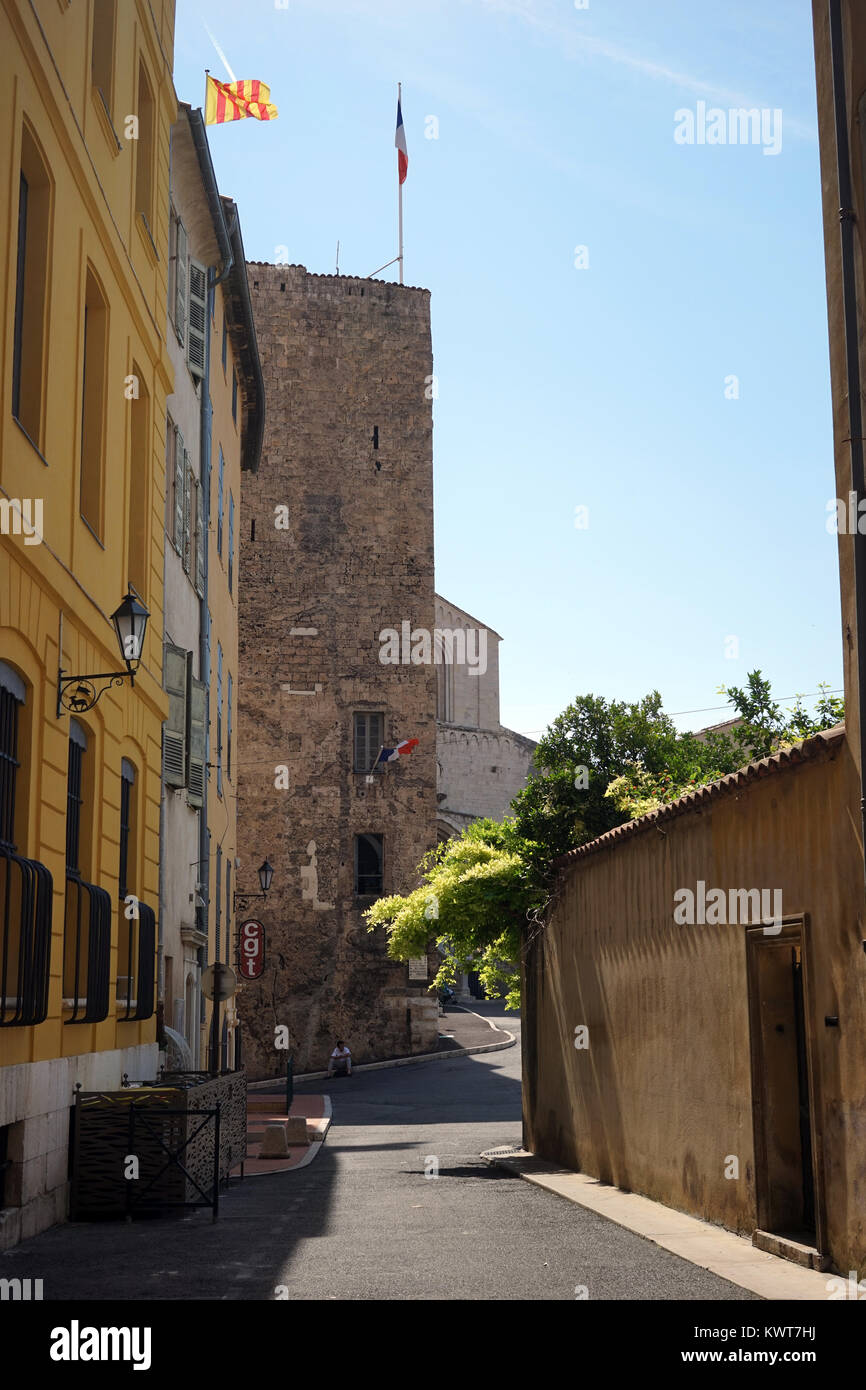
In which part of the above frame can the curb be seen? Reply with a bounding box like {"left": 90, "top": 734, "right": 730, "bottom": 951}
{"left": 249, "top": 1026, "right": 517, "bottom": 1090}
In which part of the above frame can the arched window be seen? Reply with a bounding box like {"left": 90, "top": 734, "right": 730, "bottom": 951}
{"left": 12, "top": 125, "right": 51, "bottom": 448}
{"left": 128, "top": 364, "right": 149, "bottom": 601}
{"left": 63, "top": 720, "right": 110, "bottom": 1023}
{"left": 0, "top": 662, "right": 52, "bottom": 1026}
{"left": 116, "top": 759, "right": 155, "bottom": 1022}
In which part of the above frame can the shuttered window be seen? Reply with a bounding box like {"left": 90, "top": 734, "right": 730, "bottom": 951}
{"left": 226, "top": 673, "right": 233, "bottom": 781}
{"left": 174, "top": 216, "right": 187, "bottom": 344}
{"left": 195, "top": 470, "right": 205, "bottom": 596}
{"left": 172, "top": 424, "right": 184, "bottom": 552}
{"left": 353, "top": 712, "right": 384, "bottom": 773}
{"left": 217, "top": 446, "right": 224, "bottom": 556}
{"left": 216, "top": 644, "right": 223, "bottom": 798}
{"left": 182, "top": 458, "right": 193, "bottom": 575}
{"left": 228, "top": 492, "right": 234, "bottom": 594}
{"left": 187, "top": 259, "right": 207, "bottom": 378}
{"left": 163, "top": 644, "right": 188, "bottom": 788}
{"left": 187, "top": 677, "right": 207, "bottom": 808}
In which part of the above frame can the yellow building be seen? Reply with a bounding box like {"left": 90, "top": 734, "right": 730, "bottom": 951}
{"left": 0, "top": 0, "right": 176, "bottom": 1246}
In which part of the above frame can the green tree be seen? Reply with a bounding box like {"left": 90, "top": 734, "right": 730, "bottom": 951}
{"left": 365, "top": 818, "right": 541, "bottom": 1009}
{"left": 367, "top": 675, "right": 844, "bottom": 1008}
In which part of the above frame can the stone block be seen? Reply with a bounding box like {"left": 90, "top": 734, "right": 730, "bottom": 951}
{"left": 258, "top": 1123, "right": 290, "bottom": 1157}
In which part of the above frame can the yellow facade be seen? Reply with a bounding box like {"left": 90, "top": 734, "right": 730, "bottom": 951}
{"left": 0, "top": 0, "right": 175, "bottom": 1243}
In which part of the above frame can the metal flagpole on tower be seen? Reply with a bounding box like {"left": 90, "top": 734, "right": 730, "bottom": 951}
{"left": 398, "top": 82, "right": 404, "bottom": 284}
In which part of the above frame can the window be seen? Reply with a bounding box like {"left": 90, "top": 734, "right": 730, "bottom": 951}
{"left": 354, "top": 834, "right": 384, "bottom": 896}
{"left": 134, "top": 62, "right": 154, "bottom": 233}
{"left": 162, "top": 644, "right": 188, "bottom": 789}
{"left": 80, "top": 267, "right": 108, "bottom": 538}
{"left": 128, "top": 365, "right": 148, "bottom": 600}
{"left": 195, "top": 466, "right": 205, "bottom": 596}
{"left": 187, "top": 675, "right": 207, "bottom": 809}
{"left": 216, "top": 644, "right": 223, "bottom": 796}
{"left": 63, "top": 720, "right": 111, "bottom": 1023}
{"left": 217, "top": 446, "right": 224, "bottom": 556}
{"left": 0, "top": 663, "right": 52, "bottom": 1028}
{"left": 118, "top": 759, "right": 134, "bottom": 901}
{"left": 226, "top": 673, "right": 232, "bottom": 781}
{"left": 231, "top": 369, "right": 238, "bottom": 425}
{"left": 225, "top": 859, "right": 231, "bottom": 961}
{"left": 221, "top": 313, "right": 227, "bottom": 374}
{"left": 171, "top": 212, "right": 187, "bottom": 344}
{"left": 12, "top": 127, "right": 51, "bottom": 447}
{"left": 183, "top": 457, "right": 195, "bottom": 577}
{"left": 187, "top": 259, "right": 207, "bottom": 378}
{"left": 354, "top": 712, "right": 384, "bottom": 773}
{"left": 228, "top": 492, "right": 234, "bottom": 594}
{"left": 167, "top": 418, "right": 185, "bottom": 552}
{"left": 65, "top": 720, "right": 85, "bottom": 876}
{"left": 91, "top": 0, "right": 116, "bottom": 115}
{"left": 115, "top": 758, "right": 154, "bottom": 1021}
{"left": 0, "top": 664, "right": 25, "bottom": 854}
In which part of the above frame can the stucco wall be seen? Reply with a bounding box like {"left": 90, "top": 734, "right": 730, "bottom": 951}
{"left": 524, "top": 735, "right": 866, "bottom": 1276}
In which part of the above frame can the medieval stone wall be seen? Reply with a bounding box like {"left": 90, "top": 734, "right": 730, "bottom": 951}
{"left": 237, "top": 264, "right": 439, "bottom": 1078}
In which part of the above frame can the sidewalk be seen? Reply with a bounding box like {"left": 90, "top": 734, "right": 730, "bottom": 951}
{"left": 243, "top": 1092, "right": 331, "bottom": 1175}
{"left": 482, "top": 1150, "right": 835, "bottom": 1301}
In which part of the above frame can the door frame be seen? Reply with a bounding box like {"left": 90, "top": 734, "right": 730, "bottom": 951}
{"left": 745, "top": 913, "right": 827, "bottom": 1253}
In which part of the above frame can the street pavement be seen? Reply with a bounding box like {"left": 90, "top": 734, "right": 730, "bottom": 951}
{"left": 0, "top": 1002, "right": 758, "bottom": 1300}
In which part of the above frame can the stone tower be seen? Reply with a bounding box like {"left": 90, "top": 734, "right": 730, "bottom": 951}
{"left": 237, "top": 263, "right": 439, "bottom": 1078}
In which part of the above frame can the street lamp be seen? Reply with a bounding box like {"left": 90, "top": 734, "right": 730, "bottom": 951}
{"left": 111, "top": 589, "right": 150, "bottom": 670}
{"left": 233, "top": 858, "right": 275, "bottom": 909}
{"left": 57, "top": 589, "right": 150, "bottom": 716}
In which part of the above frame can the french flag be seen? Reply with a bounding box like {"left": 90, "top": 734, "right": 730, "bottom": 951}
{"left": 376, "top": 738, "right": 418, "bottom": 766}
{"left": 395, "top": 99, "right": 408, "bottom": 184}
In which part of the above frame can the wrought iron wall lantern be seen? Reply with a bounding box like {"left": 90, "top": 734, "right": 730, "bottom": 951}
{"left": 233, "top": 859, "right": 274, "bottom": 909}
{"left": 57, "top": 590, "right": 150, "bottom": 716}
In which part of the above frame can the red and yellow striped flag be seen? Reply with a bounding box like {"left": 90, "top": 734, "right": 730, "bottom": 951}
{"left": 205, "top": 75, "right": 278, "bottom": 125}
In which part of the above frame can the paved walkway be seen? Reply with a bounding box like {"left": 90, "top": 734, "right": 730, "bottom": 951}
{"left": 244, "top": 1094, "right": 330, "bottom": 1175}
{"left": 436, "top": 1002, "right": 514, "bottom": 1052}
{"left": 0, "top": 1005, "right": 767, "bottom": 1300}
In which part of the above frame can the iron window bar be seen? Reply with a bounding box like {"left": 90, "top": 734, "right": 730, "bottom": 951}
{"left": 0, "top": 848, "right": 52, "bottom": 1026}
{"left": 63, "top": 874, "right": 111, "bottom": 1023}
{"left": 116, "top": 900, "right": 156, "bottom": 1022}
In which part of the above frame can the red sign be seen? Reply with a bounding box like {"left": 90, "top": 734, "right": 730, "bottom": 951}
{"left": 237, "top": 919, "right": 265, "bottom": 981}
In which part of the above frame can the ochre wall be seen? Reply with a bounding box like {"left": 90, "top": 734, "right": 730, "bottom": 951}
{"left": 524, "top": 739, "right": 866, "bottom": 1276}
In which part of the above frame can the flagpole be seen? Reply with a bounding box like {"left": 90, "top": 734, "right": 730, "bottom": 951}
{"left": 398, "top": 82, "right": 404, "bottom": 285}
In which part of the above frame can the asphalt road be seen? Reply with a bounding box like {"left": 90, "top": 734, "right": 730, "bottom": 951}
{"left": 1, "top": 1002, "right": 757, "bottom": 1301}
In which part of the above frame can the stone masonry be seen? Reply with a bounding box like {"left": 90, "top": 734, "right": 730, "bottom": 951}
{"left": 237, "top": 264, "right": 439, "bottom": 1079}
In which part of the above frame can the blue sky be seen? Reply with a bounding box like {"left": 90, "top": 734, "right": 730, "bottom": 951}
{"left": 173, "top": 0, "right": 841, "bottom": 738}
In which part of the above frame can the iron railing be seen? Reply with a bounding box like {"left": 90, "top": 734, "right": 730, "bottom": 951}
{"left": 64, "top": 873, "right": 111, "bottom": 1023}
{"left": 116, "top": 899, "right": 156, "bottom": 1021}
{"left": 0, "top": 847, "right": 52, "bottom": 1026}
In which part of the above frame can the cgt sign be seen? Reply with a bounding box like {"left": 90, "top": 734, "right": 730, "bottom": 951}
{"left": 238, "top": 919, "right": 266, "bottom": 981}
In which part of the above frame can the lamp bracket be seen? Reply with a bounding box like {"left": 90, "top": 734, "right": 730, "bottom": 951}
{"left": 57, "top": 668, "right": 135, "bottom": 717}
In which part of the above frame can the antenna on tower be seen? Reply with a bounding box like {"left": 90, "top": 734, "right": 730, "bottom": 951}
{"left": 336, "top": 240, "right": 340, "bottom": 274}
